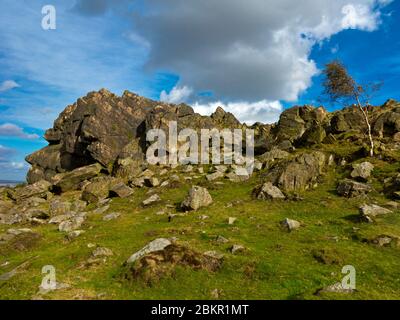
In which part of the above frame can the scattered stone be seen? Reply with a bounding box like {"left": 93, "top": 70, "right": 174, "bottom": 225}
{"left": 199, "top": 215, "right": 209, "bottom": 220}
{"left": 38, "top": 282, "right": 71, "bottom": 295}
{"left": 215, "top": 235, "right": 229, "bottom": 244}
{"left": 92, "top": 247, "right": 114, "bottom": 257}
{"left": 48, "top": 213, "right": 75, "bottom": 224}
{"left": 253, "top": 182, "right": 286, "bottom": 200}
{"left": 126, "top": 238, "right": 172, "bottom": 264}
{"left": 58, "top": 214, "right": 86, "bottom": 232}
{"left": 66, "top": 230, "right": 85, "bottom": 240}
{"left": 109, "top": 183, "right": 134, "bottom": 198}
{"left": 203, "top": 250, "right": 224, "bottom": 261}
{"left": 230, "top": 244, "right": 245, "bottom": 254}
{"left": 281, "top": 218, "right": 301, "bottom": 232}
{"left": 315, "top": 282, "right": 354, "bottom": 295}
{"left": 228, "top": 217, "right": 237, "bottom": 225}
{"left": 370, "top": 235, "right": 393, "bottom": 247}
{"left": 337, "top": 179, "right": 372, "bottom": 198}
{"left": 160, "top": 181, "right": 169, "bottom": 187}
{"left": 131, "top": 177, "right": 145, "bottom": 188}
{"left": 211, "top": 288, "right": 222, "bottom": 299}
{"left": 206, "top": 171, "right": 224, "bottom": 182}
{"left": 225, "top": 170, "right": 250, "bottom": 182}
{"left": 103, "top": 212, "right": 121, "bottom": 221}
{"left": 359, "top": 204, "right": 392, "bottom": 221}
{"left": 144, "top": 177, "right": 160, "bottom": 188}
{"left": 181, "top": 186, "right": 213, "bottom": 211}
{"left": 142, "top": 194, "right": 161, "bottom": 206}
{"left": 351, "top": 162, "right": 374, "bottom": 181}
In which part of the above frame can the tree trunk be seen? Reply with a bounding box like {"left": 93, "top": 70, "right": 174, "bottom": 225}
{"left": 356, "top": 96, "right": 374, "bottom": 157}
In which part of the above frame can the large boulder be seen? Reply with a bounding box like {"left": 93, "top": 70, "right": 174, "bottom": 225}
{"left": 81, "top": 176, "right": 120, "bottom": 203}
{"left": 8, "top": 180, "right": 51, "bottom": 202}
{"left": 373, "top": 106, "right": 400, "bottom": 138}
{"left": 330, "top": 107, "right": 366, "bottom": 133}
{"left": 181, "top": 186, "right": 213, "bottom": 211}
{"left": 264, "top": 151, "right": 326, "bottom": 192}
{"left": 53, "top": 163, "right": 103, "bottom": 193}
{"left": 274, "top": 106, "right": 327, "bottom": 144}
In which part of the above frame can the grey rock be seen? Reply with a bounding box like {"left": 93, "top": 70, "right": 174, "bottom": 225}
{"left": 126, "top": 238, "right": 172, "bottom": 264}
{"left": 359, "top": 204, "right": 392, "bottom": 220}
{"left": 181, "top": 186, "right": 213, "bottom": 211}
{"left": 253, "top": 182, "right": 286, "bottom": 200}
{"left": 109, "top": 183, "right": 134, "bottom": 198}
{"left": 58, "top": 214, "right": 86, "bottom": 232}
{"left": 337, "top": 179, "right": 373, "bottom": 198}
{"left": 92, "top": 247, "right": 113, "bottom": 257}
{"left": 351, "top": 162, "right": 374, "bottom": 181}
{"left": 103, "top": 212, "right": 121, "bottom": 221}
{"left": 142, "top": 194, "right": 161, "bottom": 206}
{"left": 206, "top": 171, "right": 224, "bottom": 182}
{"left": 281, "top": 218, "right": 301, "bottom": 231}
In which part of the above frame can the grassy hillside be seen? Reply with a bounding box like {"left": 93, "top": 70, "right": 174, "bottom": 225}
{"left": 1, "top": 149, "right": 400, "bottom": 300}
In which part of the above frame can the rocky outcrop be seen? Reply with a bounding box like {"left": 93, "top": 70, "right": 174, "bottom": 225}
{"left": 263, "top": 151, "right": 326, "bottom": 192}
{"left": 25, "top": 89, "right": 243, "bottom": 184}
{"left": 274, "top": 106, "right": 327, "bottom": 145}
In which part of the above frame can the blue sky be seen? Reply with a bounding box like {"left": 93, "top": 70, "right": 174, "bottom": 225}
{"left": 0, "top": 0, "right": 399, "bottom": 180}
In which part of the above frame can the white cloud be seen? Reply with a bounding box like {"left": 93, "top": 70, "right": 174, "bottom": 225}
{"left": 137, "top": 0, "right": 390, "bottom": 103}
{"left": 0, "top": 80, "right": 19, "bottom": 92}
{"left": 192, "top": 100, "right": 283, "bottom": 125}
{"left": 341, "top": 4, "right": 380, "bottom": 30}
{"left": 0, "top": 123, "right": 39, "bottom": 140}
{"left": 160, "top": 86, "right": 193, "bottom": 104}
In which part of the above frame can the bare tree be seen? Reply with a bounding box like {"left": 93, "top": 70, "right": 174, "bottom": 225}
{"left": 322, "top": 60, "right": 378, "bottom": 157}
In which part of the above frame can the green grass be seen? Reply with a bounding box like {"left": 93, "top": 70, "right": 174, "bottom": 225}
{"left": 1, "top": 161, "right": 400, "bottom": 300}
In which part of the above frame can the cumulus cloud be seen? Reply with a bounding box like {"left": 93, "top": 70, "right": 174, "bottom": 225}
{"left": 160, "top": 86, "right": 193, "bottom": 104}
{"left": 0, "top": 123, "right": 39, "bottom": 140}
{"left": 0, "top": 80, "right": 19, "bottom": 92}
{"left": 136, "top": 0, "right": 391, "bottom": 103}
{"left": 192, "top": 100, "right": 283, "bottom": 125}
